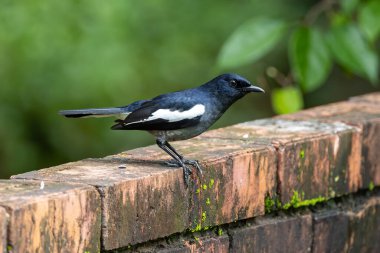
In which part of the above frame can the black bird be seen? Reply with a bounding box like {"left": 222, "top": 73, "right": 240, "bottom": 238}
{"left": 59, "top": 73, "right": 264, "bottom": 186}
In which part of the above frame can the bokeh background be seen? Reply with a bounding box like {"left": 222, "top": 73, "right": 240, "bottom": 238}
{"left": 0, "top": 0, "right": 379, "bottom": 178}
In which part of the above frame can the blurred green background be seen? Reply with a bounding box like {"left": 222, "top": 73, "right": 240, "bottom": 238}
{"left": 0, "top": 0, "right": 379, "bottom": 179}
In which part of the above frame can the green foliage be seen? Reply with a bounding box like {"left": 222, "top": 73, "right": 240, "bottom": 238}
{"left": 217, "top": 0, "right": 380, "bottom": 114}
{"left": 359, "top": 0, "right": 380, "bottom": 43}
{"left": 327, "top": 23, "right": 378, "bottom": 84}
{"left": 341, "top": 0, "right": 360, "bottom": 14}
{"left": 289, "top": 27, "right": 331, "bottom": 92}
{"left": 218, "top": 18, "right": 287, "bottom": 69}
{"left": 271, "top": 87, "right": 303, "bottom": 114}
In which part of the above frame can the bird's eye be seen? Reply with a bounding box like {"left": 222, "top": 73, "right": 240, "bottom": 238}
{"left": 230, "top": 80, "right": 237, "bottom": 87}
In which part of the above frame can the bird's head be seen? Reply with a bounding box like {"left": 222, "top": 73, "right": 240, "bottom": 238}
{"left": 207, "top": 73, "right": 264, "bottom": 99}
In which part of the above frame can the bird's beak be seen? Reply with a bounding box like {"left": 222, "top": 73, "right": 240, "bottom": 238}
{"left": 243, "top": 85, "right": 265, "bottom": 93}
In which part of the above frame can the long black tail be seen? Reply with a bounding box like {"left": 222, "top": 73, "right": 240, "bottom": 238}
{"left": 59, "top": 100, "right": 149, "bottom": 119}
{"left": 59, "top": 107, "right": 128, "bottom": 118}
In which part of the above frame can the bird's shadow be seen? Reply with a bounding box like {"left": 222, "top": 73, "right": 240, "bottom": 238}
{"left": 83, "top": 156, "right": 178, "bottom": 169}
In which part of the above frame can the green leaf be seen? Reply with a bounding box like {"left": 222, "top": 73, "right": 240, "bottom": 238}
{"left": 327, "top": 24, "right": 378, "bottom": 84}
{"left": 271, "top": 87, "right": 303, "bottom": 114}
{"left": 217, "top": 17, "right": 288, "bottom": 69}
{"left": 359, "top": 0, "right": 380, "bottom": 43}
{"left": 341, "top": 0, "right": 359, "bottom": 14}
{"left": 289, "top": 27, "right": 331, "bottom": 93}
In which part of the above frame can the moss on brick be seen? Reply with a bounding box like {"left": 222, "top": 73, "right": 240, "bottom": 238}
{"left": 369, "top": 181, "right": 375, "bottom": 191}
{"left": 282, "top": 190, "right": 327, "bottom": 210}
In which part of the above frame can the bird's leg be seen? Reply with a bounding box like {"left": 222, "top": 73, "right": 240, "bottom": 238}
{"left": 164, "top": 141, "right": 203, "bottom": 176}
{"left": 156, "top": 138, "right": 192, "bottom": 186}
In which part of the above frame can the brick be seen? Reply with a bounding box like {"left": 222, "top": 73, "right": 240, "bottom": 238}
{"left": 0, "top": 207, "right": 8, "bottom": 253}
{"left": 229, "top": 214, "right": 312, "bottom": 253}
{"left": 203, "top": 119, "right": 361, "bottom": 204}
{"left": 0, "top": 180, "right": 101, "bottom": 253}
{"left": 14, "top": 158, "right": 189, "bottom": 250}
{"left": 349, "top": 92, "right": 380, "bottom": 104}
{"left": 346, "top": 195, "right": 380, "bottom": 252}
{"left": 13, "top": 137, "right": 276, "bottom": 250}
{"left": 312, "top": 210, "right": 350, "bottom": 253}
{"left": 157, "top": 235, "right": 230, "bottom": 253}
{"left": 278, "top": 99, "right": 380, "bottom": 189}
{"left": 312, "top": 193, "right": 380, "bottom": 253}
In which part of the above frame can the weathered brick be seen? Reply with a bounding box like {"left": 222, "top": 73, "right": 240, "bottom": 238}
{"left": 203, "top": 119, "right": 361, "bottom": 204}
{"left": 312, "top": 210, "right": 350, "bottom": 253}
{"left": 229, "top": 214, "right": 312, "bottom": 253}
{"left": 278, "top": 99, "right": 380, "bottom": 189}
{"left": 346, "top": 195, "right": 380, "bottom": 252}
{"left": 0, "top": 180, "right": 101, "bottom": 253}
{"left": 349, "top": 92, "right": 380, "bottom": 104}
{"left": 157, "top": 235, "right": 230, "bottom": 253}
{"left": 0, "top": 207, "right": 8, "bottom": 253}
{"left": 312, "top": 193, "right": 380, "bottom": 253}
{"left": 14, "top": 158, "right": 189, "bottom": 250}
{"left": 13, "top": 137, "right": 276, "bottom": 250}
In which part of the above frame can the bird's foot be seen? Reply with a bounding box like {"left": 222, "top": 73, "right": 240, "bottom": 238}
{"left": 183, "top": 164, "right": 192, "bottom": 187}
{"left": 165, "top": 159, "right": 203, "bottom": 187}
{"left": 182, "top": 159, "right": 203, "bottom": 176}
{"left": 165, "top": 159, "right": 202, "bottom": 175}
{"left": 165, "top": 160, "right": 183, "bottom": 168}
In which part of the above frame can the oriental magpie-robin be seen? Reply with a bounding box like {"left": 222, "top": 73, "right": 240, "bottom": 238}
{"left": 59, "top": 73, "right": 264, "bottom": 186}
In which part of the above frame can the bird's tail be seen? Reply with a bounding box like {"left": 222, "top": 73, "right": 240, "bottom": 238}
{"left": 59, "top": 107, "right": 129, "bottom": 119}
{"left": 59, "top": 100, "right": 149, "bottom": 119}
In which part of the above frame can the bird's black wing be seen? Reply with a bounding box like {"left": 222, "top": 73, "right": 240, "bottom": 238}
{"left": 111, "top": 95, "right": 205, "bottom": 131}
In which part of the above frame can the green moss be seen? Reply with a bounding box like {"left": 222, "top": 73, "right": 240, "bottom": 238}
{"left": 369, "top": 181, "right": 375, "bottom": 191}
{"left": 217, "top": 228, "right": 223, "bottom": 236}
{"left": 300, "top": 150, "right": 305, "bottom": 159}
{"left": 264, "top": 196, "right": 275, "bottom": 213}
{"left": 191, "top": 223, "right": 202, "bottom": 233}
{"left": 209, "top": 179, "right": 215, "bottom": 188}
{"left": 7, "top": 245, "right": 13, "bottom": 252}
{"left": 206, "top": 197, "right": 211, "bottom": 205}
{"left": 202, "top": 211, "right": 207, "bottom": 222}
{"left": 283, "top": 190, "right": 326, "bottom": 210}
{"left": 264, "top": 194, "right": 283, "bottom": 213}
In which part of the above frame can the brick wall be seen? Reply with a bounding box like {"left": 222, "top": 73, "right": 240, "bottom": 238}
{"left": 0, "top": 92, "right": 379, "bottom": 252}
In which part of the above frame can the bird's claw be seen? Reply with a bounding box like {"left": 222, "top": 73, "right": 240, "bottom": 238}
{"left": 165, "top": 159, "right": 203, "bottom": 187}
{"left": 182, "top": 159, "right": 203, "bottom": 176}
{"left": 165, "top": 160, "right": 182, "bottom": 168}
{"left": 183, "top": 165, "right": 192, "bottom": 187}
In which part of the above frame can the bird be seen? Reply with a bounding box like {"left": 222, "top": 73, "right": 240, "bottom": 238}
{"left": 59, "top": 73, "right": 264, "bottom": 186}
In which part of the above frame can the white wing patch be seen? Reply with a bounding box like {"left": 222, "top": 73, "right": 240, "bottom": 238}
{"left": 148, "top": 104, "right": 205, "bottom": 122}
{"left": 130, "top": 104, "right": 205, "bottom": 124}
